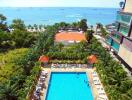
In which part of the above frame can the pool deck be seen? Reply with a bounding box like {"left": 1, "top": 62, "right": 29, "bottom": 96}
{"left": 40, "top": 67, "right": 108, "bottom": 100}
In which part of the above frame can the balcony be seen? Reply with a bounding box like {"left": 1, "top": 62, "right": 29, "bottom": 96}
{"left": 106, "top": 35, "right": 120, "bottom": 52}
{"left": 111, "top": 40, "right": 120, "bottom": 52}
{"left": 116, "top": 12, "right": 132, "bottom": 25}
{"left": 119, "top": 25, "right": 129, "bottom": 36}
{"left": 106, "top": 36, "right": 112, "bottom": 45}
{"left": 111, "top": 34, "right": 121, "bottom": 43}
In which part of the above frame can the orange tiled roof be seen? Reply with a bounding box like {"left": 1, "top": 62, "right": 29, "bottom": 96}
{"left": 55, "top": 31, "right": 86, "bottom": 42}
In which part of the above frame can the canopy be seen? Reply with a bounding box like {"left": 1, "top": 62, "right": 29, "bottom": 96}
{"left": 39, "top": 55, "right": 49, "bottom": 62}
{"left": 87, "top": 55, "right": 97, "bottom": 64}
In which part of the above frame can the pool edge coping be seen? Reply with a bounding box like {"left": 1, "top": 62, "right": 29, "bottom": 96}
{"left": 42, "top": 69, "right": 98, "bottom": 100}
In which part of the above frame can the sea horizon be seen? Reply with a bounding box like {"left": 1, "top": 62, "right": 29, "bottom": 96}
{"left": 0, "top": 7, "right": 119, "bottom": 26}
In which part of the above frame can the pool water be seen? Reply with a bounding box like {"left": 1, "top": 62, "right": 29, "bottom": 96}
{"left": 45, "top": 72, "right": 93, "bottom": 100}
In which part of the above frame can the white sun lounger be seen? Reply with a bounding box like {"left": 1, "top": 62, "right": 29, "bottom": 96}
{"left": 42, "top": 70, "right": 48, "bottom": 74}
{"left": 98, "top": 89, "right": 105, "bottom": 95}
{"left": 93, "top": 77, "right": 99, "bottom": 81}
{"left": 94, "top": 81, "right": 101, "bottom": 85}
{"left": 93, "top": 76, "right": 101, "bottom": 85}
{"left": 95, "top": 85, "right": 104, "bottom": 90}
{"left": 98, "top": 95, "right": 108, "bottom": 100}
{"left": 92, "top": 71, "right": 98, "bottom": 77}
{"left": 40, "top": 76, "right": 45, "bottom": 79}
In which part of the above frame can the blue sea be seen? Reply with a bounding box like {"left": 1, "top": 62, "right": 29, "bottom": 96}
{"left": 0, "top": 7, "right": 119, "bottom": 25}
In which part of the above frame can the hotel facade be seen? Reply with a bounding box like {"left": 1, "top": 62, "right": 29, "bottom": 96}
{"left": 106, "top": 0, "right": 132, "bottom": 71}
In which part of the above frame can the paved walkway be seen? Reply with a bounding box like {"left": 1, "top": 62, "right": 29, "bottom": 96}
{"left": 94, "top": 34, "right": 132, "bottom": 78}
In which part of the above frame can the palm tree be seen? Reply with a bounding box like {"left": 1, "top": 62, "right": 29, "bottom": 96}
{"left": 0, "top": 14, "right": 6, "bottom": 24}
{"left": 0, "top": 14, "right": 7, "bottom": 31}
{"left": 10, "top": 19, "right": 26, "bottom": 30}
{"left": 27, "top": 24, "right": 32, "bottom": 29}
{"left": 31, "top": 26, "right": 34, "bottom": 31}
{"left": 0, "top": 81, "right": 18, "bottom": 100}
{"left": 90, "top": 25, "right": 93, "bottom": 30}
{"left": 79, "top": 19, "right": 88, "bottom": 32}
{"left": 85, "top": 30, "right": 94, "bottom": 43}
{"left": 57, "top": 43, "right": 64, "bottom": 51}
{"left": 39, "top": 24, "right": 43, "bottom": 31}
{"left": 33, "top": 24, "right": 38, "bottom": 31}
{"left": 95, "top": 23, "right": 102, "bottom": 34}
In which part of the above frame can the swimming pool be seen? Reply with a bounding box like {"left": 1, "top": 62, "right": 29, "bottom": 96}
{"left": 45, "top": 72, "right": 93, "bottom": 100}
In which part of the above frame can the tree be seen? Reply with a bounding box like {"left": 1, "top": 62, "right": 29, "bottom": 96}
{"left": 96, "top": 23, "right": 103, "bottom": 29}
{"left": 0, "top": 30, "right": 15, "bottom": 51}
{"left": 56, "top": 43, "right": 64, "bottom": 51}
{"left": 0, "top": 14, "right": 6, "bottom": 24}
{"left": 79, "top": 19, "right": 88, "bottom": 32}
{"left": 101, "top": 26, "right": 108, "bottom": 37}
{"left": 96, "top": 23, "right": 108, "bottom": 37}
{"left": 33, "top": 24, "right": 38, "bottom": 31}
{"left": 10, "top": 19, "right": 26, "bottom": 30}
{"left": 90, "top": 25, "right": 93, "bottom": 30}
{"left": 0, "top": 81, "right": 18, "bottom": 100}
{"left": 39, "top": 24, "right": 43, "bottom": 30}
{"left": 27, "top": 24, "right": 32, "bottom": 29}
{"left": 72, "top": 22, "right": 79, "bottom": 28}
{"left": 85, "top": 30, "right": 94, "bottom": 43}
{"left": 0, "top": 14, "right": 7, "bottom": 31}
{"left": 11, "top": 30, "right": 36, "bottom": 48}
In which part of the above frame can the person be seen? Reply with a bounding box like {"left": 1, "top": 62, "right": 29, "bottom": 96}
{"left": 84, "top": 80, "right": 89, "bottom": 86}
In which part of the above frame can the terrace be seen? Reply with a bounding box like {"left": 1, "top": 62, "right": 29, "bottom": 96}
{"left": 35, "top": 66, "right": 108, "bottom": 100}
{"left": 30, "top": 54, "right": 108, "bottom": 100}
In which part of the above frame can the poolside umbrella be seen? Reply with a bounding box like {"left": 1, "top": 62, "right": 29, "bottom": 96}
{"left": 39, "top": 55, "right": 49, "bottom": 67}
{"left": 87, "top": 55, "right": 97, "bottom": 67}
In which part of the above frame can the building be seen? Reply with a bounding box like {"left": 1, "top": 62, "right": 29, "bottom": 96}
{"left": 106, "top": 0, "right": 132, "bottom": 71}
{"left": 55, "top": 31, "right": 86, "bottom": 45}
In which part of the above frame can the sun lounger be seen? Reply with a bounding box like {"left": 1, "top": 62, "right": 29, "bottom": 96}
{"left": 98, "top": 89, "right": 105, "bottom": 95}
{"left": 92, "top": 71, "right": 98, "bottom": 77}
{"left": 39, "top": 78, "right": 45, "bottom": 82}
{"left": 93, "top": 77, "right": 99, "bottom": 80}
{"left": 98, "top": 95, "right": 108, "bottom": 100}
{"left": 42, "top": 70, "right": 48, "bottom": 74}
{"left": 94, "top": 81, "right": 101, "bottom": 85}
{"left": 35, "top": 87, "right": 41, "bottom": 93}
{"left": 34, "top": 93, "right": 40, "bottom": 100}
{"left": 93, "top": 78, "right": 100, "bottom": 84}
{"left": 95, "top": 85, "right": 103, "bottom": 90}
{"left": 40, "top": 76, "right": 45, "bottom": 79}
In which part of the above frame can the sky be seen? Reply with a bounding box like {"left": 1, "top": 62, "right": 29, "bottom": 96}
{"left": 0, "top": 0, "right": 123, "bottom": 8}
